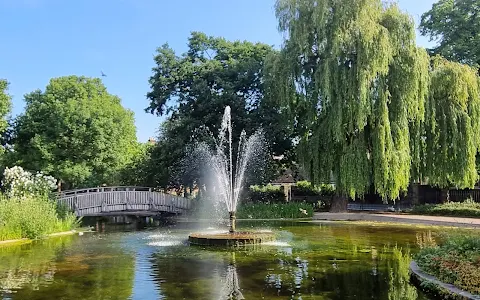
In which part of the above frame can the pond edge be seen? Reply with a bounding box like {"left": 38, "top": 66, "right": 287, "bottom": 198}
{"left": 409, "top": 261, "right": 480, "bottom": 300}
{"left": 0, "top": 228, "right": 91, "bottom": 246}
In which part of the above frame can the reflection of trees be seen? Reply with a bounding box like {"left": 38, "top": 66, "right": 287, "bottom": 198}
{"left": 150, "top": 251, "right": 226, "bottom": 299}
{"left": 0, "top": 236, "right": 73, "bottom": 294}
{"left": 416, "top": 231, "right": 437, "bottom": 249}
{"left": 256, "top": 224, "right": 430, "bottom": 300}
{"left": 384, "top": 247, "right": 419, "bottom": 300}
{"left": 0, "top": 235, "right": 135, "bottom": 300}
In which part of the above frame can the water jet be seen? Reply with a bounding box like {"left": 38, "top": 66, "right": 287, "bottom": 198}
{"left": 188, "top": 106, "right": 274, "bottom": 246}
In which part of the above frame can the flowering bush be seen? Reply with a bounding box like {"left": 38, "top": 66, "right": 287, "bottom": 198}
{"left": 2, "top": 166, "right": 57, "bottom": 199}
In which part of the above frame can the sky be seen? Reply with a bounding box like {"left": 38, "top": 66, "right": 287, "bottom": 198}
{"left": 0, "top": 0, "right": 437, "bottom": 142}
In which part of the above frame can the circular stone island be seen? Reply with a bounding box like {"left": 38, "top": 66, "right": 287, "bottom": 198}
{"left": 188, "top": 231, "right": 275, "bottom": 247}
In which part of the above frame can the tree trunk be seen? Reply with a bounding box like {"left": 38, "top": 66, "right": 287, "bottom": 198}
{"left": 440, "top": 188, "right": 450, "bottom": 203}
{"left": 330, "top": 193, "right": 348, "bottom": 212}
{"left": 411, "top": 183, "right": 420, "bottom": 205}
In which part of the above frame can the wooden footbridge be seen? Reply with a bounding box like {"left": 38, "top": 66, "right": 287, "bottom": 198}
{"left": 57, "top": 186, "right": 191, "bottom": 217}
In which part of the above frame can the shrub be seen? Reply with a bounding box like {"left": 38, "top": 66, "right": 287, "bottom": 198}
{"left": 412, "top": 198, "right": 480, "bottom": 218}
{"left": 0, "top": 194, "right": 78, "bottom": 240}
{"left": 236, "top": 202, "right": 313, "bottom": 219}
{"left": 2, "top": 166, "right": 57, "bottom": 199}
{"left": 415, "top": 234, "right": 480, "bottom": 295}
{"left": 246, "top": 184, "right": 285, "bottom": 203}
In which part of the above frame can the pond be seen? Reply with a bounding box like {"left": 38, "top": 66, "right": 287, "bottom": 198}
{"left": 0, "top": 220, "right": 442, "bottom": 300}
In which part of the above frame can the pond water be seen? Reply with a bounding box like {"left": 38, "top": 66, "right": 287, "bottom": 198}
{"left": 0, "top": 220, "right": 441, "bottom": 300}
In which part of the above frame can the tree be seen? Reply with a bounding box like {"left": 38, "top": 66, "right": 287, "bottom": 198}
{"left": 422, "top": 57, "right": 480, "bottom": 199}
{"left": 146, "top": 32, "right": 295, "bottom": 189}
{"left": 420, "top": 0, "right": 480, "bottom": 68}
{"left": 0, "top": 80, "right": 12, "bottom": 158}
{"left": 270, "top": 0, "right": 430, "bottom": 211}
{"left": 11, "top": 76, "right": 138, "bottom": 189}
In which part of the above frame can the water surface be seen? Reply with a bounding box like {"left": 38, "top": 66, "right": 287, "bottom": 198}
{"left": 0, "top": 221, "right": 442, "bottom": 299}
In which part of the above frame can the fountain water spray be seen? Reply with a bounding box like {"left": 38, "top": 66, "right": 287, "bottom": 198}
{"left": 200, "top": 106, "right": 264, "bottom": 233}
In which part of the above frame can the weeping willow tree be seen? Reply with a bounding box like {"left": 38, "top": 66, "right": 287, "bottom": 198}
{"left": 422, "top": 57, "right": 480, "bottom": 199}
{"left": 267, "top": 0, "right": 430, "bottom": 211}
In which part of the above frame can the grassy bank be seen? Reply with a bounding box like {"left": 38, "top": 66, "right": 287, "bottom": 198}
{"left": 236, "top": 202, "right": 314, "bottom": 219}
{"left": 411, "top": 199, "right": 480, "bottom": 218}
{"left": 415, "top": 234, "right": 480, "bottom": 295}
{"left": 0, "top": 195, "right": 78, "bottom": 241}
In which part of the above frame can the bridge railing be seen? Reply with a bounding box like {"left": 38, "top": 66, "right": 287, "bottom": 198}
{"left": 58, "top": 186, "right": 155, "bottom": 197}
{"left": 57, "top": 187, "right": 191, "bottom": 217}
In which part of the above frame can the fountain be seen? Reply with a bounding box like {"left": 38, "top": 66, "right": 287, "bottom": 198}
{"left": 188, "top": 106, "right": 275, "bottom": 246}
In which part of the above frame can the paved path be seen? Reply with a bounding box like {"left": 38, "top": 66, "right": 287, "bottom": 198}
{"left": 314, "top": 212, "right": 480, "bottom": 228}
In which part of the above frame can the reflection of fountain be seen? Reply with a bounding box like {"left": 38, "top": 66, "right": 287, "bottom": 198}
{"left": 188, "top": 106, "right": 274, "bottom": 246}
{"left": 219, "top": 253, "right": 244, "bottom": 300}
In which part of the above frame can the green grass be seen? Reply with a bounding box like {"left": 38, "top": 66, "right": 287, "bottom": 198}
{"left": 236, "top": 202, "right": 314, "bottom": 219}
{"left": 0, "top": 194, "right": 79, "bottom": 241}
{"left": 415, "top": 234, "right": 480, "bottom": 295}
{"left": 411, "top": 199, "right": 480, "bottom": 218}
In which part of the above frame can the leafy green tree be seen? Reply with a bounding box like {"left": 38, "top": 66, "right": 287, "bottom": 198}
{"left": 422, "top": 57, "right": 480, "bottom": 199}
{"left": 0, "top": 80, "right": 12, "bottom": 159}
{"left": 146, "top": 32, "right": 295, "bottom": 189}
{"left": 420, "top": 0, "right": 480, "bottom": 68}
{"left": 11, "top": 76, "right": 138, "bottom": 189}
{"left": 119, "top": 141, "right": 155, "bottom": 186}
{"left": 269, "top": 0, "right": 430, "bottom": 211}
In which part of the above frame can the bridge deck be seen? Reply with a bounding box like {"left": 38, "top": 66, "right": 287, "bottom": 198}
{"left": 58, "top": 187, "right": 190, "bottom": 217}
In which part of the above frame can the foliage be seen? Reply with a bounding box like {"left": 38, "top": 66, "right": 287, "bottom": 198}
{"left": 270, "top": 0, "right": 430, "bottom": 208}
{"left": 145, "top": 32, "right": 295, "bottom": 188}
{"left": 2, "top": 166, "right": 57, "bottom": 199}
{"left": 420, "top": 0, "right": 480, "bottom": 68}
{"left": 415, "top": 234, "right": 480, "bottom": 295}
{"left": 246, "top": 184, "right": 285, "bottom": 203}
{"left": 420, "top": 58, "right": 480, "bottom": 189}
{"left": 119, "top": 142, "right": 154, "bottom": 186}
{"left": 10, "top": 76, "right": 138, "bottom": 189}
{"left": 412, "top": 198, "right": 480, "bottom": 218}
{"left": 236, "top": 202, "right": 313, "bottom": 219}
{"left": 0, "top": 194, "right": 78, "bottom": 240}
{"left": 294, "top": 181, "right": 335, "bottom": 196}
{"left": 0, "top": 80, "right": 12, "bottom": 159}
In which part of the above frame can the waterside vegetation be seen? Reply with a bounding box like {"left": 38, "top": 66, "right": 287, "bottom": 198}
{"left": 236, "top": 202, "right": 314, "bottom": 219}
{"left": 415, "top": 234, "right": 480, "bottom": 295}
{"left": 0, "top": 167, "right": 78, "bottom": 241}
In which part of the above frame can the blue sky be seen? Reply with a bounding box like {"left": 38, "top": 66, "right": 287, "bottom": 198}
{"left": 0, "top": 0, "right": 436, "bottom": 142}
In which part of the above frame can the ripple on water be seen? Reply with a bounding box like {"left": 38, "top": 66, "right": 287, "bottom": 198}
{"left": 147, "top": 240, "right": 183, "bottom": 247}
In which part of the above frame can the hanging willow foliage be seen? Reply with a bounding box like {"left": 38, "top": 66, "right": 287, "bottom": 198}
{"left": 268, "top": 0, "right": 430, "bottom": 201}
{"left": 424, "top": 57, "right": 480, "bottom": 189}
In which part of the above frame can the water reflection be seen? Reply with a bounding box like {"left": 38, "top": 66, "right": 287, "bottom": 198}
{"left": 219, "top": 253, "right": 244, "bottom": 300}
{"left": 0, "top": 234, "right": 136, "bottom": 300}
{"left": 0, "top": 222, "right": 446, "bottom": 299}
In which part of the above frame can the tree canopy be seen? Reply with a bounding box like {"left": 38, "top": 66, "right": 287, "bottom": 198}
{"left": 145, "top": 32, "right": 295, "bottom": 188}
{"left": 0, "top": 80, "right": 12, "bottom": 157}
{"left": 422, "top": 57, "right": 480, "bottom": 189}
{"left": 11, "top": 76, "right": 138, "bottom": 188}
{"left": 420, "top": 0, "right": 480, "bottom": 68}
{"left": 270, "top": 0, "right": 430, "bottom": 209}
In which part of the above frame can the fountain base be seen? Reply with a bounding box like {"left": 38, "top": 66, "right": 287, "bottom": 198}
{"left": 188, "top": 231, "right": 275, "bottom": 247}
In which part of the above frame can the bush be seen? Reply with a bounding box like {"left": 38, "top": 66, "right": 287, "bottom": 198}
{"left": 412, "top": 198, "right": 480, "bottom": 217}
{"left": 2, "top": 166, "right": 57, "bottom": 199}
{"left": 293, "top": 181, "right": 335, "bottom": 196}
{"left": 415, "top": 234, "right": 480, "bottom": 295}
{"left": 246, "top": 184, "right": 285, "bottom": 203}
{"left": 0, "top": 194, "right": 78, "bottom": 240}
{"left": 236, "top": 202, "right": 313, "bottom": 219}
